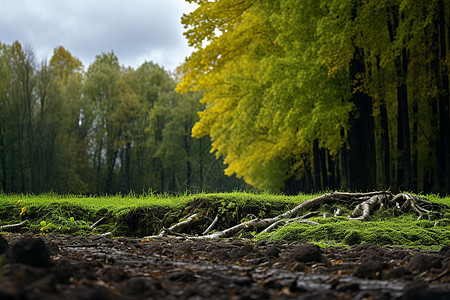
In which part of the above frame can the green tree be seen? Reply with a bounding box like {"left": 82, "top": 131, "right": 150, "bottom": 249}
{"left": 8, "top": 42, "right": 36, "bottom": 192}
{"left": 85, "top": 51, "right": 121, "bottom": 193}
{"left": 49, "top": 46, "right": 92, "bottom": 193}
{"left": 179, "top": 0, "right": 353, "bottom": 191}
{"left": 179, "top": 0, "right": 450, "bottom": 194}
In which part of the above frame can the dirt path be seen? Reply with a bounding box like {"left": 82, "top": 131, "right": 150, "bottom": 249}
{"left": 0, "top": 234, "right": 449, "bottom": 299}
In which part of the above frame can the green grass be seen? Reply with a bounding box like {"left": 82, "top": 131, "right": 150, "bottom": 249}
{"left": 0, "top": 191, "right": 448, "bottom": 250}
{"left": 0, "top": 191, "right": 191, "bottom": 210}
{"left": 0, "top": 191, "right": 307, "bottom": 236}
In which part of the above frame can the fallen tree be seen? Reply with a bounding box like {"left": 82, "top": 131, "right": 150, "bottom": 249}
{"left": 143, "top": 192, "right": 448, "bottom": 240}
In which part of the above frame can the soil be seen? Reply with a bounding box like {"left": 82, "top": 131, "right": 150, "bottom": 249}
{"left": 0, "top": 234, "right": 449, "bottom": 300}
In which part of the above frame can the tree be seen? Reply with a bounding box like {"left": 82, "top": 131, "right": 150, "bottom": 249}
{"left": 0, "top": 42, "right": 11, "bottom": 191}
{"left": 179, "top": 0, "right": 450, "bottom": 195}
{"left": 85, "top": 52, "right": 121, "bottom": 193}
{"left": 49, "top": 46, "right": 92, "bottom": 193}
{"left": 179, "top": 0, "right": 353, "bottom": 192}
{"left": 8, "top": 42, "right": 37, "bottom": 192}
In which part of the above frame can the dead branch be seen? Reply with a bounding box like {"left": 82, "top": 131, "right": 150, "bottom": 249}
{"left": 0, "top": 220, "right": 28, "bottom": 231}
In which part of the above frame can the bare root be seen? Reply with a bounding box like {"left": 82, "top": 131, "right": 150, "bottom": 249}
{"left": 141, "top": 192, "right": 448, "bottom": 240}
{"left": 0, "top": 220, "right": 28, "bottom": 231}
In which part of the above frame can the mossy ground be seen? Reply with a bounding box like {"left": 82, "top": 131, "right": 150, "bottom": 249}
{"left": 0, "top": 191, "right": 448, "bottom": 250}
{"left": 260, "top": 215, "right": 449, "bottom": 250}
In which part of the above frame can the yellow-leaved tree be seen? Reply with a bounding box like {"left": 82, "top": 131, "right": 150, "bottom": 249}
{"left": 178, "top": 0, "right": 353, "bottom": 191}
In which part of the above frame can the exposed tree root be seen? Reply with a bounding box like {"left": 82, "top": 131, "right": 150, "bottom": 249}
{"left": 145, "top": 213, "right": 201, "bottom": 238}
{"left": 0, "top": 220, "right": 28, "bottom": 231}
{"left": 202, "top": 214, "right": 219, "bottom": 235}
{"left": 90, "top": 217, "right": 106, "bottom": 230}
{"left": 143, "top": 192, "right": 448, "bottom": 240}
{"left": 347, "top": 193, "right": 390, "bottom": 220}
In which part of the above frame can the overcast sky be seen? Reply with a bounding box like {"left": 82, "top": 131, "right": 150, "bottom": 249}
{"left": 0, "top": 0, "right": 197, "bottom": 71}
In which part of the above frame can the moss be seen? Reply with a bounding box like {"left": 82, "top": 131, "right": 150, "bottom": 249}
{"left": 266, "top": 214, "right": 450, "bottom": 249}
{"left": 0, "top": 192, "right": 448, "bottom": 249}
{"left": 416, "top": 220, "right": 435, "bottom": 228}
{"left": 434, "top": 218, "right": 450, "bottom": 227}
{"left": 343, "top": 230, "right": 362, "bottom": 245}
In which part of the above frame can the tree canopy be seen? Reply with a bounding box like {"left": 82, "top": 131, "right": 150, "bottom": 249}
{"left": 178, "top": 0, "right": 450, "bottom": 194}
{"left": 0, "top": 42, "right": 247, "bottom": 194}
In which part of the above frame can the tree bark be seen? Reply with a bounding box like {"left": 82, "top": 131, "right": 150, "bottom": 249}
{"left": 387, "top": 6, "right": 411, "bottom": 191}
{"left": 346, "top": 45, "right": 377, "bottom": 191}
{"left": 313, "top": 140, "right": 321, "bottom": 191}
{"left": 437, "top": 0, "right": 450, "bottom": 193}
{"left": 380, "top": 98, "right": 391, "bottom": 189}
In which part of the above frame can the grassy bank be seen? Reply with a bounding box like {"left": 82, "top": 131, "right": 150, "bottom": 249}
{"left": 0, "top": 191, "right": 449, "bottom": 250}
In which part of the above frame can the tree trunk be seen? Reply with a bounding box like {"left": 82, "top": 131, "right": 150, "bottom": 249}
{"left": 379, "top": 98, "right": 391, "bottom": 189}
{"left": 319, "top": 147, "right": 329, "bottom": 189}
{"left": 437, "top": 0, "right": 450, "bottom": 193}
{"left": 0, "top": 129, "right": 5, "bottom": 191}
{"left": 313, "top": 140, "right": 321, "bottom": 191}
{"left": 412, "top": 100, "right": 418, "bottom": 192}
{"left": 327, "top": 151, "right": 336, "bottom": 190}
{"left": 395, "top": 52, "right": 412, "bottom": 191}
{"left": 96, "top": 138, "right": 103, "bottom": 192}
{"left": 105, "top": 148, "right": 118, "bottom": 194}
{"left": 387, "top": 6, "right": 411, "bottom": 191}
{"left": 184, "top": 121, "right": 192, "bottom": 189}
{"left": 346, "top": 46, "right": 377, "bottom": 191}
{"left": 125, "top": 142, "right": 131, "bottom": 192}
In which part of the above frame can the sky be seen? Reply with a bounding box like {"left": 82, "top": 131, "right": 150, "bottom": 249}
{"left": 0, "top": 0, "right": 198, "bottom": 72}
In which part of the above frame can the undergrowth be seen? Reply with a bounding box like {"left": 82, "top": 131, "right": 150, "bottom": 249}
{"left": 0, "top": 191, "right": 448, "bottom": 250}
{"left": 260, "top": 215, "right": 449, "bottom": 250}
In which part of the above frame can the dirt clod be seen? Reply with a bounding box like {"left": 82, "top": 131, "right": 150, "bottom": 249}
{"left": 4, "top": 236, "right": 51, "bottom": 267}
{"left": 407, "top": 253, "right": 442, "bottom": 273}
{"left": 0, "top": 235, "right": 8, "bottom": 254}
{"left": 288, "top": 243, "right": 323, "bottom": 263}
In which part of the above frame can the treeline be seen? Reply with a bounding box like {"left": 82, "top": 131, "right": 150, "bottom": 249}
{"left": 0, "top": 41, "right": 247, "bottom": 194}
{"left": 179, "top": 0, "right": 450, "bottom": 195}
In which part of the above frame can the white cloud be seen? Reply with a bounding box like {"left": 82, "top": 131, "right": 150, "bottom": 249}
{"left": 0, "top": 0, "right": 197, "bottom": 71}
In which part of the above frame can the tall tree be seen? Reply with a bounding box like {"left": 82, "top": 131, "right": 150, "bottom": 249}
{"left": 179, "top": 0, "right": 450, "bottom": 194}
{"left": 49, "top": 46, "right": 91, "bottom": 193}
{"left": 85, "top": 52, "right": 120, "bottom": 193}
{"left": 9, "top": 42, "right": 37, "bottom": 192}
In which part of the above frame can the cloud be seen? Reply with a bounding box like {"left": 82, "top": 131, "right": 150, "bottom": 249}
{"left": 0, "top": 0, "right": 196, "bottom": 71}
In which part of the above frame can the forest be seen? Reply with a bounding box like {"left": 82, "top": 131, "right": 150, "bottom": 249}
{"left": 178, "top": 0, "right": 450, "bottom": 195}
{"left": 0, "top": 42, "right": 246, "bottom": 194}
{"left": 1, "top": 0, "right": 450, "bottom": 195}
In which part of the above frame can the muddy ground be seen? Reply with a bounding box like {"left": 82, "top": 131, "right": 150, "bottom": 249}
{"left": 0, "top": 234, "right": 449, "bottom": 299}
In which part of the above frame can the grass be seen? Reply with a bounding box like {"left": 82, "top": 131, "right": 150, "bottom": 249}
{"left": 0, "top": 191, "right": 449, "bottom": 250}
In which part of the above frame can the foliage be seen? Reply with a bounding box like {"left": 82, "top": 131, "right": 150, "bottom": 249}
{"left": 179, "top": 0, "right": 450, "bottom": 195}
{"left": 0, "top": 41, "right": 248, "bottom": 195}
